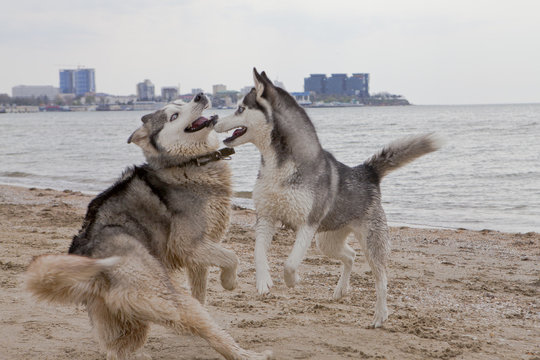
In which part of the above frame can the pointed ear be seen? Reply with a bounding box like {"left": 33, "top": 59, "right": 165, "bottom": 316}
{"left": 261, "top": 71, "right": 272, "bottom": 84}
{"left": 253, "top": 68, "right": 277, "bottom": 102}
{"left": 141, "top": 113, "right": 153, "bottom": 123}
{"left": 127, "top": 126, "right": 158, "bottom": 155}
{"left": 253, "top": 67, "right": 265, "bottom": 99}
{"left": 127, "top": 126, "right": 147, "bottom": 144}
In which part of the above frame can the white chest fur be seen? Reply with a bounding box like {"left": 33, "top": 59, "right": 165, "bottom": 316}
{"left": 253, "top": 161, "right": 312, "bottom": 228}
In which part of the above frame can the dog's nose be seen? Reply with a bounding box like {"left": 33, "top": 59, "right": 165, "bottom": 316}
{"left": 194, "top": 92, "right": 205, "bottom": 103}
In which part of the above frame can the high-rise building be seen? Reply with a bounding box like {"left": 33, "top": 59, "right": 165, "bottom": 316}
{"left": 161, "top": 87, "right": 179, "bottom": 102}
{"left": 59, "top": 68, "right": 95, "bottom": 96}
{"left": 326, "top": 74, "right": 348, "bottom": 96}
{"left": 304, "top": 74, "right": 327, "bottom": 94}
{"left": 346, "top": 73, "right": 369, "bottom": 97}
{"left": 137, "top": 80, "right": 155, "bottom": 101}
{"left": 59, "top": 70, "right": 74, "bottom": 94}
{"left": 74, "top": 69, "right": 95, "bottom": 96}
{"left": 304, "top": 73, "right": 370, "bottom": 97}
{"left": 212, "top": 84, "right": 226, "bottom": 95}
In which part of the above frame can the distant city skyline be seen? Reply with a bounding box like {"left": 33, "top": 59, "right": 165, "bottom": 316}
{"left": 10, "top": 69, "right": 376, "bottom": 99}
{"left": 1, "top": 1, "right": 540, "bottom": 105}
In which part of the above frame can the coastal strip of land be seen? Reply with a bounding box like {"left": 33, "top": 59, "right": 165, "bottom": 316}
{"left": 0, "top": 185, "right": 538, "bottom": 359}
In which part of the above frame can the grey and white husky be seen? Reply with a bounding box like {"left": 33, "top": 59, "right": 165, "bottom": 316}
{"left": 26, "top": 94, "right": 272, "bottom": 360}
{"left": 214, "top": 69, "right": 441, "bottom": 328}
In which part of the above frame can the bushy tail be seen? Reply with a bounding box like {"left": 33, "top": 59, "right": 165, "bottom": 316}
{"left": 25, "top": 254, "right": 120, "bottom": 305}
{"left": 364, "top": 133, "right": 442, "bottom": 180}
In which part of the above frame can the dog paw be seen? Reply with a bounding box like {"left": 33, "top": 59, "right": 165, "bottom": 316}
{"left": 332, "top": 284, "right": 349, "bottom": 300}
{"left": 370, "top": 309, "right": 388, "bottom": 328}
{"left": 256, "top": 273, "right": 273, "bottom": 294}
{"left": 220, "top": 269, "right": 238, "bottom": 291}
{"left": 283, "top": 266, "right": 299, "bottom": 288}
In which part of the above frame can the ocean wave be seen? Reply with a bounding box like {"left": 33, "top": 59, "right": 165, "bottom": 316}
{"left": 0, "top": 171, "right": 37, "bottom": 178}
{"left": 4, "top": 152, "right": 32, "bottom": 156}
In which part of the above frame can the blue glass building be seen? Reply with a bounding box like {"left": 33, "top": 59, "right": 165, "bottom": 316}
{"left": 59, "top": 68, "right": 96, "bottom": 96}
{"left": 326, "top": 74, "right": 348, "bottom": 95}
{"left": 59, "top": 70, "right": 73, "bottom": 94}
{"left": 304, "top": 73, "right": 369, "bottom": 97}
{"left": 304, "top": 74, "right": 327, "bottom": 95}
{"left": 346, "top": 73, "right": 369, "bottom": 97}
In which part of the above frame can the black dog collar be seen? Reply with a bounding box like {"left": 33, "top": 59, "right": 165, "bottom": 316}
{"left": 183, "top": 147, "right": 235, "bottom": 167}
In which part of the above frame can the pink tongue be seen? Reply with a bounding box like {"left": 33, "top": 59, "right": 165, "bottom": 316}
{"left": 233, "top": 128, "right": 244, "bottom": 137}
{"left": 191, "top": 117, "right": 208, "bottom": 128}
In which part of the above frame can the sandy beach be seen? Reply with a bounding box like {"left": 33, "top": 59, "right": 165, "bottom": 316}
{"left": 0, "top": 184, "right": 538, "bottom": 359}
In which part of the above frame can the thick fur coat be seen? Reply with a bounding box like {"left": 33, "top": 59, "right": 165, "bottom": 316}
{"left": 214, "top": 69, "right": 441, "bottom": 328}
{"left": 26, "top": 95, "right": 272, "bottom": 360}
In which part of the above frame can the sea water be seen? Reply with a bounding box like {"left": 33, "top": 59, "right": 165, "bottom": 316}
{"left": 1, "top": 104, "right": 538, "bottom": 233}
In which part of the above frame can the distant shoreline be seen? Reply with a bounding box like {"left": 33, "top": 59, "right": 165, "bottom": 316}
{"left": 0, "top": 100, "right": 411, "bottom": 113}
{"left": 3, "top": 103, "right": 540, "bottom": 114}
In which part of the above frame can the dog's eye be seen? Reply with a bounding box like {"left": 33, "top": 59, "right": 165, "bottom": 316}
{"left": 170, "top": 113, "right": 178, "bottom": 121}
{"left": 237, "top": 106, "right": 245, "bottom": 114}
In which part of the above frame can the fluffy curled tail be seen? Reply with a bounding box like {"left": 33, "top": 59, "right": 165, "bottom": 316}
{"left": 25, "top": 254, "right": 120, "bottom": 305}
{"left": 364, "top": 133, "right": 442, "bottom": 180}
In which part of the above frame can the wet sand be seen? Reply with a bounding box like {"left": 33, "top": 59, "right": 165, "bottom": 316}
{"left": 0, "top": 185, "right": 538, "bottom": 359}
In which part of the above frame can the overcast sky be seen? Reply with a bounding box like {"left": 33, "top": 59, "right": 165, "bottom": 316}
{"left": 1, "top": 0, "right": 539, "bottom": 105}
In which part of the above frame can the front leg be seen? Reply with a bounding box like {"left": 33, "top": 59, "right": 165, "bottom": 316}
{"left": 284, "top": 225, "right": 317, "bottom": 288}
{"left": 193, "top": 242, "right": 239, "bottom": 292}
{"left": 187, "top": 264, "right": 209, "bottom": 304}
{"left": 254, "top": 217, "right": 276, "bottom": 295}
{"left": 170, "top": 220, "right": 238, "bottom": 298}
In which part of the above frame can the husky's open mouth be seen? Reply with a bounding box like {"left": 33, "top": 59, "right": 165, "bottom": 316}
{"left": 224, "top": 127, "right": 247, "bottom": 143}
{"left": 184, "top": 115, "right": 218, "bottom": 133}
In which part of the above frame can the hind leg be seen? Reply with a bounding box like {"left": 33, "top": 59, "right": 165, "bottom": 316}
{"left": 187, "top": 264, "right": 209, "bottom": 304}
{"left": 353, "top": 219, "right": 390, "bottom": 328}
{"left": 96, "top": 284, "right": 272, "bottom": 360}
{"left": 127, "top": 274, "right": 271, "bottom": 359}
{"left": 315, "top": 228, "right": 355, "bottom": 300}
{"left": 102, "top": 244, "right": 271, "bottom": 359}
{"left": 88, "top": 298, "right": 150, "bottom": 360}
{"left": 162, "top": 288, "right": 273, "bottom": 360}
